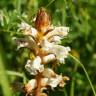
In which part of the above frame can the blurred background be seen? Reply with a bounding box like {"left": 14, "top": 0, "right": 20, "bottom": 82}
{"left": 0, "top": 0, "right": 96, "bottom": 96}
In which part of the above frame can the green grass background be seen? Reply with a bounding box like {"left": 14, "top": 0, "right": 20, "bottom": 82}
{"left": 0, "top": 0, "right": 96, "bottom": 96}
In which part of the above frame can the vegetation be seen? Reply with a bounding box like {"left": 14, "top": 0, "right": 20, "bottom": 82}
{"left": 0, "top": 0, "right": 96, "bottom": 96}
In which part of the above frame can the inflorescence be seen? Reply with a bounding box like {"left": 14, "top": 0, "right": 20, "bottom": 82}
{"left": 14, "top": 7, "right": 70, "bottom": 96}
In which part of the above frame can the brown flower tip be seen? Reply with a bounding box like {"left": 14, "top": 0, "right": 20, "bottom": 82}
{"left": 35, "top": 7, "right": 51, "bottom": 33}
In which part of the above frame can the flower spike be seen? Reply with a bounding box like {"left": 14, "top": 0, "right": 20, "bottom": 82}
{"left": 15, "top": 7, "right": 71, "bottom": 96}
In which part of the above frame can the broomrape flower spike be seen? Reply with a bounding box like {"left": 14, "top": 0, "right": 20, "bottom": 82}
{"left": 15, "top": 7, "right": 70, "bottom": 96}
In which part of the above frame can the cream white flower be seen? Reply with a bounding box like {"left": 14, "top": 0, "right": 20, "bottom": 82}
{"left": 42, "top": 68, "right": 56, "bottom": 78}
{"left": 47, "top": 75, "right": 63, "bottom": 88}
{"left": 19, "top": 22, "right": 31, "bottom": 30}
{"left": 13, "top": 37, "right": 38, "bottom": 51}
{"left": 41, "top": 78, "right": 49, "bottom": 87}
{"left": 25, "top": 79, "right": 37, "bottom": 92}
{"left": 42, "top": 54, "right": 56, "bottom": 64}
{"left": 19, "top": 22, "right": 38, "bottom": 38}
{"left": 41, "top": 75, "right": 66, "bottom": 88}
{"left": 45, "top": 27, "right": 69, "bottom": 41}
{"left": 17, "top": 42, "right": 28, "bottom": 50}
{"left": 41, "top": 40, "right": 70, "bottom": 63}
{"left": 48, "top": 36, "right": 61, "bottom": 44}
{"left": 31, "top": 27, "right": 38, "bottom": 38}
{"left": 25, "top": 56, "right": 44, "bottom": 75}
{"left": 59, "top": 76, "right": 70, "bottom": 87}
{"left": 25, "top": 75, "right": 68, "bottom": 92}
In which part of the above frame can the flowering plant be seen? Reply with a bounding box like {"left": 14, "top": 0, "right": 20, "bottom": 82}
{"left": 14, "top": 7, "right": 70, "bottom": 96}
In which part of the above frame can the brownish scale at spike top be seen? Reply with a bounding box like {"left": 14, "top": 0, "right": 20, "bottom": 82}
{"left": 35, "top": 7, "right": 51, "bottom": 33}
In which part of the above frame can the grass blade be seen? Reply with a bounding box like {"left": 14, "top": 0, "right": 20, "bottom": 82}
{"left": 69, "top": 54, "right": 96, "bottom": 96}
{"left": 0, "top": 44, "right": 12, "bottom": 96}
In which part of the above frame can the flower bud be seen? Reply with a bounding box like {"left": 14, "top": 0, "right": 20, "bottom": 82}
{"left": 35, "top": 7, "right": 51, "bottom": 33}
{"left": 19, "top": 22, "right": 38, "bottom": 39}
{"left": 25, "top": 56, "right": 44, "bottom": 75}
{"left": 42, "top": 68, "right": 56, "bottom": 78}
{"left": 24, "top": 79, "right": 36, "bottom": 93}
{"left": 43, "top": 54, "right": 56, "bottom": 64}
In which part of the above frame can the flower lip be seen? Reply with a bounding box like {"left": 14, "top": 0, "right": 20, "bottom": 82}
{"left": 47, "top": 75, "right": 63, "bottom": 88}
{"left": 19, "top": 22, "right": 31, "bottom": 30}
{"left": 19, "top": 22, "right": 38, "bottom": 39}
{"left": 25, "top": 56, "right": 44, "bottom": 75}
{"left": 44, "top": 26, "right": 69, "bottom": 40}
{"left": 13, "top": 37, "right": 38, "bottom": 51}
{"left": 48, "top": 36, "right": 61, "bottom": 44}
{"left": 41, "top": 39, "right": 70, "bottom": 63}
{"left": 24, "top": 79, "right": 37, "bottom": 93}
{"left": 42, "top": 54, "right": 56, "bottom": 64}
{"left": 42, "top": 68, "right": 56, "bottom": 78}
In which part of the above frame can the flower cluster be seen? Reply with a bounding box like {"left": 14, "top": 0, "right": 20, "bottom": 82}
{"left": 15, "top": 7, "right": 70, "bottom": 96}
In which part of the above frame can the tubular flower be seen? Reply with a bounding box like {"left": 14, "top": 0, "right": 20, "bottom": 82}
{"left": 25, "top": 56, "right": 44, "bottom": 75}
{"left": 15, "top": 7, "right": 70, "bottom": 96}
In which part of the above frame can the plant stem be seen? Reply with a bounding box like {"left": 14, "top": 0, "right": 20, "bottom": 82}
{"left": 70, "top": 78, "right": 75, "bottom": 96}
{"left": 69, "top": 54, "right": 96, "bottom": 96}
{"left": 46, "top": 0, "right": 56, "bottom": 8}
{"left": 35, "top": 73, "right": 42, "bottom": 96}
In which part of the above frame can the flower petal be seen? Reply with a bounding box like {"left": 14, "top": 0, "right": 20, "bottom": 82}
{"left": 25, "top": 56, "right": 44, "bottom": 75}
{"left": 19, "top": 22, "right": 38, "bottom": 38}
{"left": 13, "top": 37, "right": 38, "bottom": 51}
{"left": 45, "top": 27, "right": 69, "bottom": 40}
{"left": 41, "top": 40, "right": 70, "bottom": 63}
{"left": 48, "top": 36, "right": 61, "bottom": 44}
{"left": 47, "top": 75, "right": 63, "bottom": 88}
{"left": 24, "top": 79, "right": 37, "bottom": 93}
{"left": 43, "top": 54, "right": 56, "bottom": 64}
{"left": 41, "top": 78, "right": 48, "bottom": 87}
{"left": 42, "top": 68, "right": 56, "bottom": 78}
{"left": 19, "top": 22, "right": 31, "bottom": 30}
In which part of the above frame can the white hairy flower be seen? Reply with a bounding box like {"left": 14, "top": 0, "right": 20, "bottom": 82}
{"left": 25, "top": 79, "right": 37, "bottom": 92}
{"left": 31, "top": 27, "right": 38, "bottom": 38}
{"left": 25, "top": 56, "right": 44, "bottom": 75}
{"left": 42, "top": 68, "right": 56, "bottom": 78}
{"left": 47, "top": 75, "right": 63, "bottom": 88}
{"left": 41, "top": 78, "right": 49, "bottom": 87}
{"left": 16, "top": 42, "right": 28, "bottom": 50}
{"left": 13, "top": 37, "right": 37, "bottom": 50}
{"left": 19, "top": 22, "right": 38, "bottom": 38}
{"left": 41, "top": 40, "right": 70, "bottom": 63}
{"left": 45, "top": 27, "right": 69, "bottom": 40}
{"left": 48, "top": 36, "right": 61, "bottom": 44}
{"left": 41, "top": 75, "right": 66, "bottom": 89}
{"left": 25, "top": 75, "right": 68, "bottom": 92}
{"left": 19, "top": 22, "right": 31, "bottom": 30}
{"left": 42, "top": 54, "right": 56, "bottom": 63}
